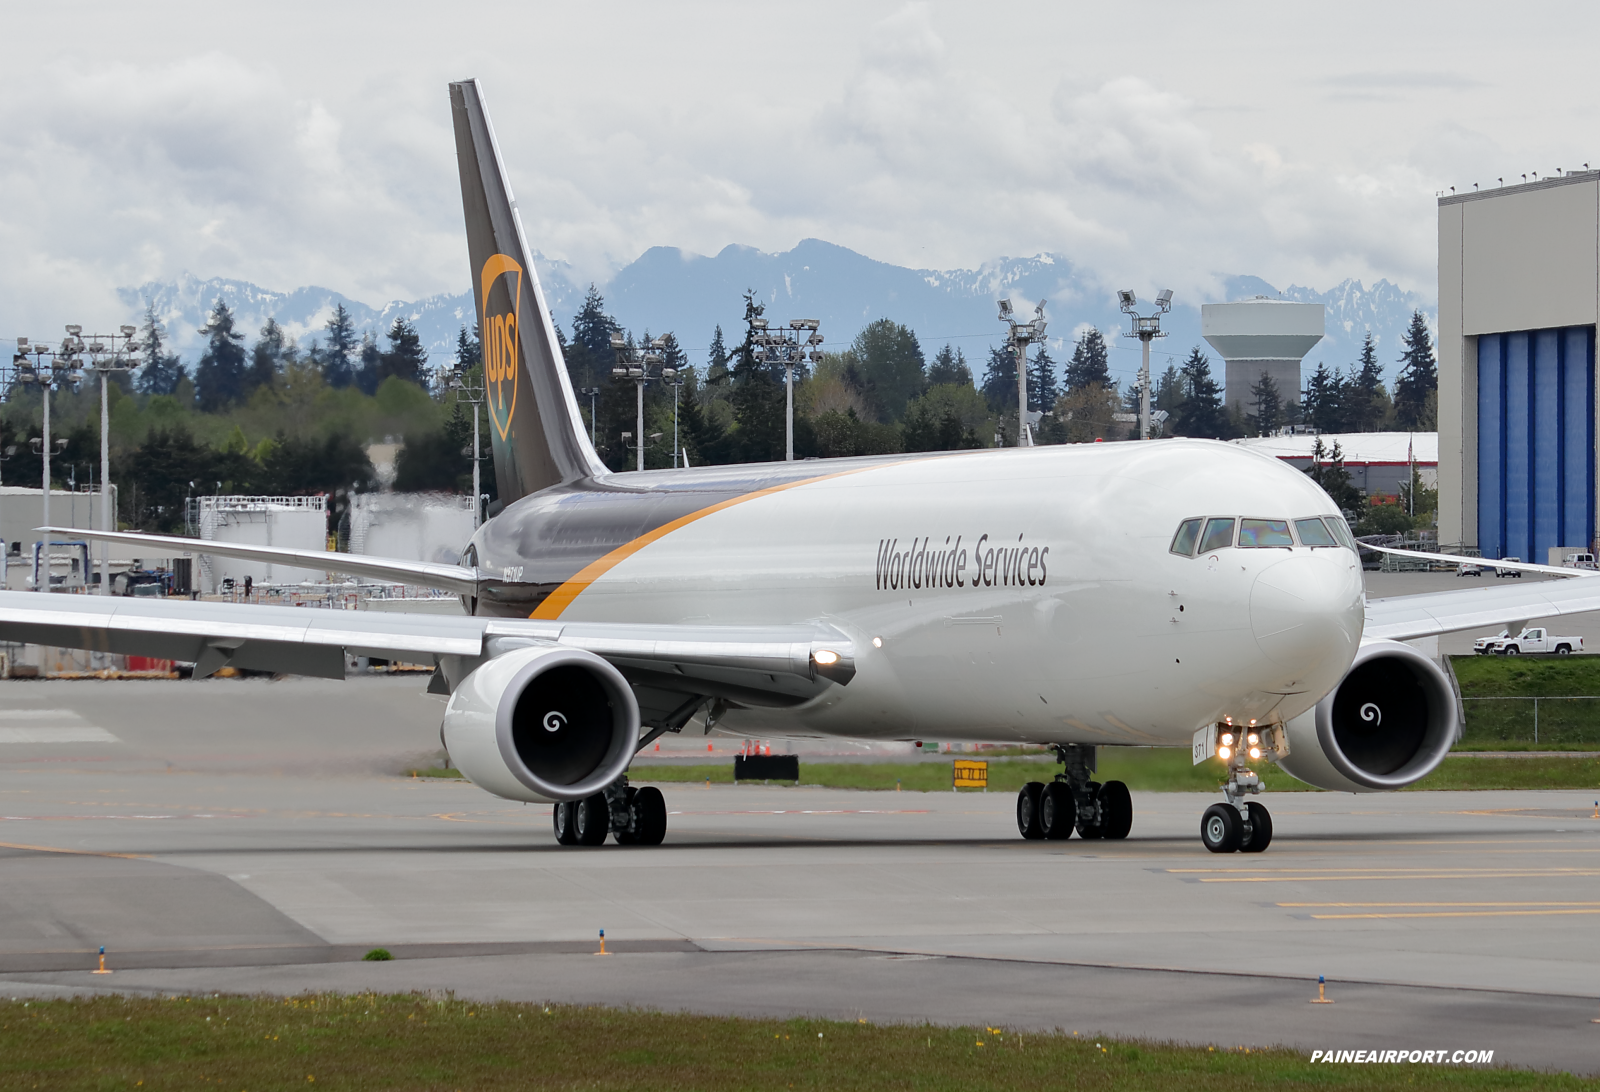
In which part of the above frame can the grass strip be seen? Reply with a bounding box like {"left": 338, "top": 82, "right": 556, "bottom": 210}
{"left": 0, "top": 995, "right": 1587, "bottom": 1092}
{"left": 635, "top": 749, "right": 1600, "bottom": 793}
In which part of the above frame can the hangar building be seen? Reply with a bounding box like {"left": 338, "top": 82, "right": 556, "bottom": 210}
{"left": 1439, "top": 172, "right": 1600, "bottom": 563}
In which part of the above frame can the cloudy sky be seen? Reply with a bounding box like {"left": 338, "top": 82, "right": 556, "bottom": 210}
{"left": 1, "top": 1, "right": 1594, "bottom": 335}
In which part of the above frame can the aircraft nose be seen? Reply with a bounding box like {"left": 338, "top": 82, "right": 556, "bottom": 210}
{"left": 1249, "top": 552, "right": 1364, "bottom": 672}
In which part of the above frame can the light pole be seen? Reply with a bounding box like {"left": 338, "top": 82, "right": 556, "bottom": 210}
{"left": 664, "top": 368, "right": 685, "bottom": 468}
{"left": 611, "top": 334, "right": 675, "bottom": 472}
{"left": 13, "top": 333, "right": 83, "bottom": 588}
{"left": 579, "top": 387, "right": 601, "bottom": 446}
{"left": 1118, "top": 289, "right": 1172, "bottom": 441}
{"left": 83, "top": 326, "right": 138, "bottom": 593}
{"left": 748, "top": 316, "right": 821, "bottom": 461}
{"left": 447, "top": 369, "right": 486, "bottom": 528}
{"left": 997, "top": 299, "right": 1047, "bottom": 446}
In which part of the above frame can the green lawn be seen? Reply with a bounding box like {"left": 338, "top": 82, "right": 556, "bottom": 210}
{"left": 1451, "top": 654, "right": 1600, "bottom": 749}
{"left": 635, "top": 745, "right": 1600, "bottom": 794}
{"left": 0, "top": 995, "right": 1585, "bottom": 1092}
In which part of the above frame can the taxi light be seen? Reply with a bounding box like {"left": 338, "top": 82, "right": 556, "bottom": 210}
{"left": 813, "top": 649, "right": 840, "bottom": 666}
{"left": 1247, "top": 733, "right": 1259, "bottom": 746}
{"left": 1248, "top": 746, "right": 1262, "bottom": 760}
{"left": 1217, "top": 745, "right": 1231, "bottom": 761}
{"left": 1220, "top": 733, "right": 1234, "bottom": 747}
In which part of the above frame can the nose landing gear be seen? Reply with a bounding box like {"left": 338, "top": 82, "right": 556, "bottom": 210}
{"left": 1195, "top": 724, "right": 1283, "bottom": 853}
{"left": 1015, "top": 744, "right": 1133, "bottom": 842}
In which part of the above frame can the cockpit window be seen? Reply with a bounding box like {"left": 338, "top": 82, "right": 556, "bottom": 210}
{"left": 1198, "top": 518, "right": 1235, "bottom": 553}
{"left": 1170, "top": 518, "right": 1202, "bottom": 557}
{"left": 1238, "top": 518, "right": 1294, "bottom": 547}
{"left": 1294, "top": 517, "right": 1339, "bottom": 547}
{"left": 1327, "top": 517, "right": 1357, "bottom": 550}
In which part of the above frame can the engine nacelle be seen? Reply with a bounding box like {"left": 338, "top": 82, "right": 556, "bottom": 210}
{"left": 1277, "top": 638, "right": 1458, "bottom": 793}
{"left": 441, "top": 645, "right": 640, "bottom": 803}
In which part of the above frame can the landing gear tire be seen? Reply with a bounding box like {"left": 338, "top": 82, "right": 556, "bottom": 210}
{"left": 574, "top": 793, "right": 610, "bottom": 846}
{"left": 1201, "top": 802, "right": 1242, "bottom": 853}
{"left": 1075, "top": 781, "right": 1105, "bottom": 839}
{"left": 1040, "top": 782, "right": 1077, "bottom": 841}
{"left": 552, "top": 800, "right": 579, "bottom": 845}
{"left": 614, "top": 787, "right": 639, "bottom": 844}
{"left": 631, "top": 785, "right": 668, "bottom": 846}
{"left": 1017, "top": 782, "right": 1045, "bottom": 840}
{"left": 1098, "top": 780, "right": 1133, "bottom": 840}
{"left": 1240, "top": 801, "right": 1272, "bottom": 853}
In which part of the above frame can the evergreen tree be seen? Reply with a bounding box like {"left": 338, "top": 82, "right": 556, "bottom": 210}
{"left": 1344, "top": 331, "right": 1389, "bottom": 431}
{"left": 1154, "top": 364, "right": 1184, "bottom": 434}
{"left": 1028, "top": 346, "right": 1060, "bottom": 413}
{"left": 355, "top": 331, "right": 381, "bottom": 395}
{"left": 1393, "top": 310, "right": 1437, "bottom": 429}
{"left": 1302, "top": 362, "right": 1345, "bottom": 433}
{"left": 1306, "top": 437, "right": 1361, "bottom": 511}
{"left": 927, "top": 344, "right": 972, "bottom": 387}
{"left": 729, "top": 290, "right": 785, "bottom": 461}
{"left": 1174, "top": 346, "right": 1225, "bottom": 439}
{"left": 136, "top": 300, "right": 186, "bottom": 396}
{"left": 250, "top": 318, "right": 295, "bottom": 394}
{"left": 705, "top": 325, "right": 730, "bottom": 387}
{"left": 1247, "top": 371, "right": 1284, "bottom": 434}
{"left": 378, "top": 317, "right": 429, "bottom": 386}
{"left": 455, "top": 324, "right": 482, "bottom": 371}
{"left": 850, "top": 319, "right": 926, "bottom": 421}
{"left": 980, "top": 345, "right": 1017, "bottom": 413}
{"left": 1065, "top": 328, "right": 1111, "bottom": 391}
{"left": 322, "top": 303, "right": 358, "bottom": 389}
{"left": 194, "top": 298, "right": 248, "bottom": 411}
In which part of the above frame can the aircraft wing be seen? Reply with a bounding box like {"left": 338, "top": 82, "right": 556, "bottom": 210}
{"left": 37, "top": 526, "right": 480, "bottom": 596}
{"left": 0, "top": 592, "right": 854, "bottom": 714}
{"left": 1365, "top": 577, "right": 1600, "bottom": 641}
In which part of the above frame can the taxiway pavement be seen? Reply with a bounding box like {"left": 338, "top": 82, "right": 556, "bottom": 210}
{"left": 0, "top": 676, "right": 1597, "bottom": 1073}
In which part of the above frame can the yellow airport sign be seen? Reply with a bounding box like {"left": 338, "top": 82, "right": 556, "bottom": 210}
{"left": 953, "top": 759, "right": 988, "bottom": 789}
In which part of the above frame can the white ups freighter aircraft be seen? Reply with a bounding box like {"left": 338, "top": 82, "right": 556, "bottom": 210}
{"left": 9, "top": 80, "right": 1600, "bottom": 853}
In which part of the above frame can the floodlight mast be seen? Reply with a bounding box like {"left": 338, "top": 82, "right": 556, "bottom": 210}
{"left": 1119, "top": 290, "right": 1173, "bottom": 440}
{"left": 997, "top": 299, "right": 1047, "bottom": 446}
{"left": 611, "top": 334, "right": 674, "bottom": 472}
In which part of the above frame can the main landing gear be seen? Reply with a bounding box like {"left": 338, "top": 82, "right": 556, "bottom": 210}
{"left": 1017, "top": 744, "right": 1133, "bottom": 842}
{"left": 552, "top": 777, "right": 667, "bottom": 847}
{"left": 1196, "top": 724, "right": 1277, "bottom": 854}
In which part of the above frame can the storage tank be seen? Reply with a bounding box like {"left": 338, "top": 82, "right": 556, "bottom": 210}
{"left": 1201, "top": 297, "right": 1325, "bottom": 412}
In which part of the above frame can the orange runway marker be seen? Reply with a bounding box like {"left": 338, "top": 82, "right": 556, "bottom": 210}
{"left": 91, "top": 946, "right": 112, "bottom": 975}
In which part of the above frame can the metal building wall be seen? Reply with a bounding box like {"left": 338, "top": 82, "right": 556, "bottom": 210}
{"left": 1477, "top": 326, "right": 1595, "bottom": 560}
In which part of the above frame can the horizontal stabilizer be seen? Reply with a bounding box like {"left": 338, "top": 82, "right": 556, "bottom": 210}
{"left": 1362, "top": 544, "right": 1599, "bottom": 579}
{"left": 39, "top": 526, "right": 480, "bottom": 596}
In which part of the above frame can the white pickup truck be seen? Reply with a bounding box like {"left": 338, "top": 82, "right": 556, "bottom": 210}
{"left": 1487, "top": 627, "right": 1583, "bottom": 656}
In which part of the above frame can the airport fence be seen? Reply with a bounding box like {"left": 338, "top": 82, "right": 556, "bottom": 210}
{"left": 1459, "top": 696, "right": 1600, "bottom": 748}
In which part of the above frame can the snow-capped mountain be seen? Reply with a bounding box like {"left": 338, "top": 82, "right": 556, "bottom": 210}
{"left": 118, "top": 241, "right": 1433, "bottom": 393}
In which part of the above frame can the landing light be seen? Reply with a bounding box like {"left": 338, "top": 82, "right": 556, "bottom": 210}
{"left": 1246, "top": 733, "right": 1259, "bottom": 746}
{"left": 1217, "top": 746, "right": 1231, "bottom": 761}
{"left": 813, "top": 649, "right": 840, "bottom": 667}
{"left": 1248, "top": 746, "right": 1262, "bottom": 760}
{"left": 1220, "top": 733, "right": 1234, "bottom": 747}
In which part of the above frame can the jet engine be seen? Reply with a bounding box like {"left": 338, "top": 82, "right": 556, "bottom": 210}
{"left": 440, "top": 645, "right": 640, "bottom": 803}
{"left": 1277, "top": 638, "right": 1458, "bottom": 792}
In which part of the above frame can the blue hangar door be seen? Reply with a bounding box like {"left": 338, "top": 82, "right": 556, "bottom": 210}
{"left": 1478, "top": 327, "right": 1595, "bottom": 562}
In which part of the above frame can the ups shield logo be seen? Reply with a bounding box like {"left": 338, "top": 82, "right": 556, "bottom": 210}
{"left": 480, "top": 253, "right": 523, "bottom": 441}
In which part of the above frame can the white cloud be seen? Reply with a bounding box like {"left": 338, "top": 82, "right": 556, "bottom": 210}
{"left": 1, "top": 0, "right": 1595, "bottom": 338}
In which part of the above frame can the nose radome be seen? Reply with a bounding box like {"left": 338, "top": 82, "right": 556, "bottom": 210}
{"left": 1250, "top": 553, "right": 1364, "bottom": 672}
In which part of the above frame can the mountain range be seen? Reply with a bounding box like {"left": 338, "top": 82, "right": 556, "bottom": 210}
{"left": 119, "top": 240, "right": 1434, "bottom": 393}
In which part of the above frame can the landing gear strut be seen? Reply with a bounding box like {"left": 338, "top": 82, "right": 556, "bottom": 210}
{"left": 552, "top": 776, "right": 667, "bottom": 847}
{"left": 1016, "top": 744, "right": 1133, "bottom": 842}
{"left": 1196, "top": 724, "right": 1279, "bottom": 853}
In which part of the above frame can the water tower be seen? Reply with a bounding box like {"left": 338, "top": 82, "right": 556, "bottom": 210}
{"left": 1201, "top": 297, "right": 1324, "bottom": 412}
